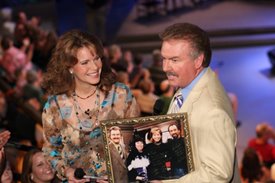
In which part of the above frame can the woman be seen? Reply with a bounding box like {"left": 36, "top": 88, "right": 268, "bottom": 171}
{"left": 41, "top": 30, "right": 140, "bottom": 182}
{"left": 21, "top": 149, "right": 56, "bottom": 183}
{"left": 145, "top": 127, "right": 170, "bottom": 181}
{"left": 127, "top": 136, "right": 150, "bottom": 182}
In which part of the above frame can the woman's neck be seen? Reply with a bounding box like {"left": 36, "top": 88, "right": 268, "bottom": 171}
{"left": 75, "top": 84, "right": 97, "bottom": 97}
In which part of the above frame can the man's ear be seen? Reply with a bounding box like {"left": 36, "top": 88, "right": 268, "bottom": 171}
{"left": 194, "top": 54, "right": 204, "bottom": 69}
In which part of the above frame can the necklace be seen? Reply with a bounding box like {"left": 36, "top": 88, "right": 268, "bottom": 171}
{"left": 74, "top": 87, "right": 97, "bottom": 99}
{"left": 72, "top": 88, "right": 100, "bottom": 130}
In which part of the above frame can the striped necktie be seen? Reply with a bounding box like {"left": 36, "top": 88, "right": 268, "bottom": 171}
{"left": 117, "top": 145, "right": 124, "bottom": 159}
{"left": 170, "top": 93, "right": 184, "bottom": 113}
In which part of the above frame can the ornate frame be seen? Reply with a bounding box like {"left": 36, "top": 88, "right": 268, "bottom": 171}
{"left": 100, "top": 113, "right": 194, "bottom": 182}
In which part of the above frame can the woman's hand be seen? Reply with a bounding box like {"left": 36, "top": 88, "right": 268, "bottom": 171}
{"left": 96, "top": 175, "right": 108, "bottom": 183}
{"left": 0, "top": 130, "right": 11, "bottom": 149}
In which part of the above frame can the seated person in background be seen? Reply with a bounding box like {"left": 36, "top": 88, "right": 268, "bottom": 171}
{"left": 241, "top": 147, "right": 271, "bottom": 183}
{"left": 248, "top": 122, "right": 275, "bottom": 169}
{"left": 148, "top": 49, "right": 167, "bottom": 95}
{"left": 133, "top": 78, "right": 159, "bottom": 116}
{"left": 158, "top": 79, "right": 175, "bottom": 115}
{"left": 22, "top": 70, "right": 44, "bottom": 108}
{"left": 21, "top": 149, "right": 56, "bottom": 183}
{"left": 109, "top": 44, "right": 127, "bottom": 72}
{"left": 116, "top": 71, "right": 130, "bottom": 87}
{"left": 227, "top": 92, "right": 241, "bottom": 128}
{"left": 129, "top": 54, "right": 149, "bottom": 89}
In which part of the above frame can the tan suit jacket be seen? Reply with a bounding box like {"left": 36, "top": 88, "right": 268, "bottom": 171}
{"left": 109, "top": 142, "right": 128, "bottom": 183}
{"left": 166, "top": 68, "right": 241, "bottom": 183}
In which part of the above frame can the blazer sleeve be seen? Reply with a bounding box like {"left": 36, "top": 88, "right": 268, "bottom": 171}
{"left": 163, "top": 108, "right": 236, "bottom": 183}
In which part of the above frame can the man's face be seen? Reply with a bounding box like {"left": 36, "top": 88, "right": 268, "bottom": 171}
{"left": 161, "top": 39, "right": 203, "bottom": 88}
{"left": 169, "top": 125, "right": 181, "bottom": 139}
{"left": 110, "top": 129, "right": 121, "bottom": 144}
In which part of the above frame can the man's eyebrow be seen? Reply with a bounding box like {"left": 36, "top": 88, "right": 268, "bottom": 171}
{"left": 162, "top": 56, "right": 179, "bottom": 59}
{"left": 168, "top": 56, "right": 180, "bottom": 60}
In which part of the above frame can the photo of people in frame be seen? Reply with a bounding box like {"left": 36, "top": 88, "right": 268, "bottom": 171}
{"left": 103, "top": 114, "right": 192, "bottom": 183}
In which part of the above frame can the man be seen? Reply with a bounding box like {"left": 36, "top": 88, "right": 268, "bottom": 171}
{"left": 108, "top": 126, "right": 128, "bottom": 183}
{"left": 160, "top": 23, "right": 240, "bottom": 182}
{"left": 167, "top": 123, "right": 188, "bottom": 178}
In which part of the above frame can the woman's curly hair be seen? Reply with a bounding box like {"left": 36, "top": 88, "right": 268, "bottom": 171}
{"left": 42, "top": 29, "right": 116, "bottom": 96}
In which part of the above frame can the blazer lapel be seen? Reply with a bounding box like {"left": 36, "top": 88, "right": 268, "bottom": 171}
{"left": 180, "top": 68, "right": 212, "bottom": 113}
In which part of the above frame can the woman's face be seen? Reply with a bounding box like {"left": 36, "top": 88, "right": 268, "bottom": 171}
{"left": 1, "top": 162, "right": 13, "bottom": 183}
{"left": 71, "top": 46, "right": 102, "bottom": 88}
{"left": 31, "top": 152, "right": 55, "bottom": 183}
{"left": 152, "top": 132, "right": 161, "bottom": 143}
{"left": 135, "top": 141, "right": 144, "bottom": 152}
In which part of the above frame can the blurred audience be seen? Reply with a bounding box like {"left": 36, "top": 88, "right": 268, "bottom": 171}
{"left": 0, "top": 34, "right": 33, "bottom": 84}
{"left": 116, "top": 71, "right": 130, "bottom": 87}
{"left": 109, "top": 44, "right": 128, "bottom": 72}
{"left": 248, "top": 122, "right": 275, "bottom": 169}
{"left": 158, "top": 79, "right": 175, "bottom": 115}
{"left": 148, "top": 49, "right": 167, "bottom": 95}
{"left": 123, "top": 50, "right": 134, "bottom": 74}
{"left": 32, "top": 31, "right": 57, "bottom": 71}
{"left": 0, "top": 7, "right": 15, "bottom": 36}
{"left": 22, "top": 70, "right": 44, "bottom": 107}
{"left": 84, "top": 0, "right": 110, "bottom": 43}
{"left": 0, "top": 9, "right": 57, "bottom": 182}
{"left": 133, "top": 78, "right": 159, "bottom": 116}
{"left": 129, "top": 54, "right": 150, "bottom": 89}
{"left": 241, "top": 147, "right": 271, "bottom": 183}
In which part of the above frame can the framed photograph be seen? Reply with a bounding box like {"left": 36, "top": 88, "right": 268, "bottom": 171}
{"left": 100, "top": 113, "right": 194, "bottom": 183}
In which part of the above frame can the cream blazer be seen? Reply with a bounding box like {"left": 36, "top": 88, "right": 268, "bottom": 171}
{"left": 165, "top": 68, "right": 241, "bottom": 183}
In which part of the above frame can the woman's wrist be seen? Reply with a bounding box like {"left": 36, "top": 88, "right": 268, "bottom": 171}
{"left": 65, "top": 167, "right": 75, "bottom": 178}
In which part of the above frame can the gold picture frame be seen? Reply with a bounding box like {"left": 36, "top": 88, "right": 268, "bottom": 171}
{"left": 100, "top": 113, "right": 194, "bottom": 183}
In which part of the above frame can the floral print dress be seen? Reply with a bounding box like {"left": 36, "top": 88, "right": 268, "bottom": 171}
{"left": 42, "top": 82, "right": 140, "bottom": 181}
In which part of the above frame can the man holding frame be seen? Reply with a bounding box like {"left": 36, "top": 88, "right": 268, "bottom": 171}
{"left": 160, "top": 23, "right": 240, "bottom": 182}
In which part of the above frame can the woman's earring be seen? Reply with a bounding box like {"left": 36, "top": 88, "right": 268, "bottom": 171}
{"left": 30, "top": 174, "right": 34, "bottom": 180}
{"left": 69, "top": 70, "right": 73, "bottom": 74}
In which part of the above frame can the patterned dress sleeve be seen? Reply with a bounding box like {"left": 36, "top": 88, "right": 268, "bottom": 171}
{"left": 42, "top": 96, "right": 67, "bottom": 181}
{"left": 122, "top": 83, "right": 140, "bottom": 118}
